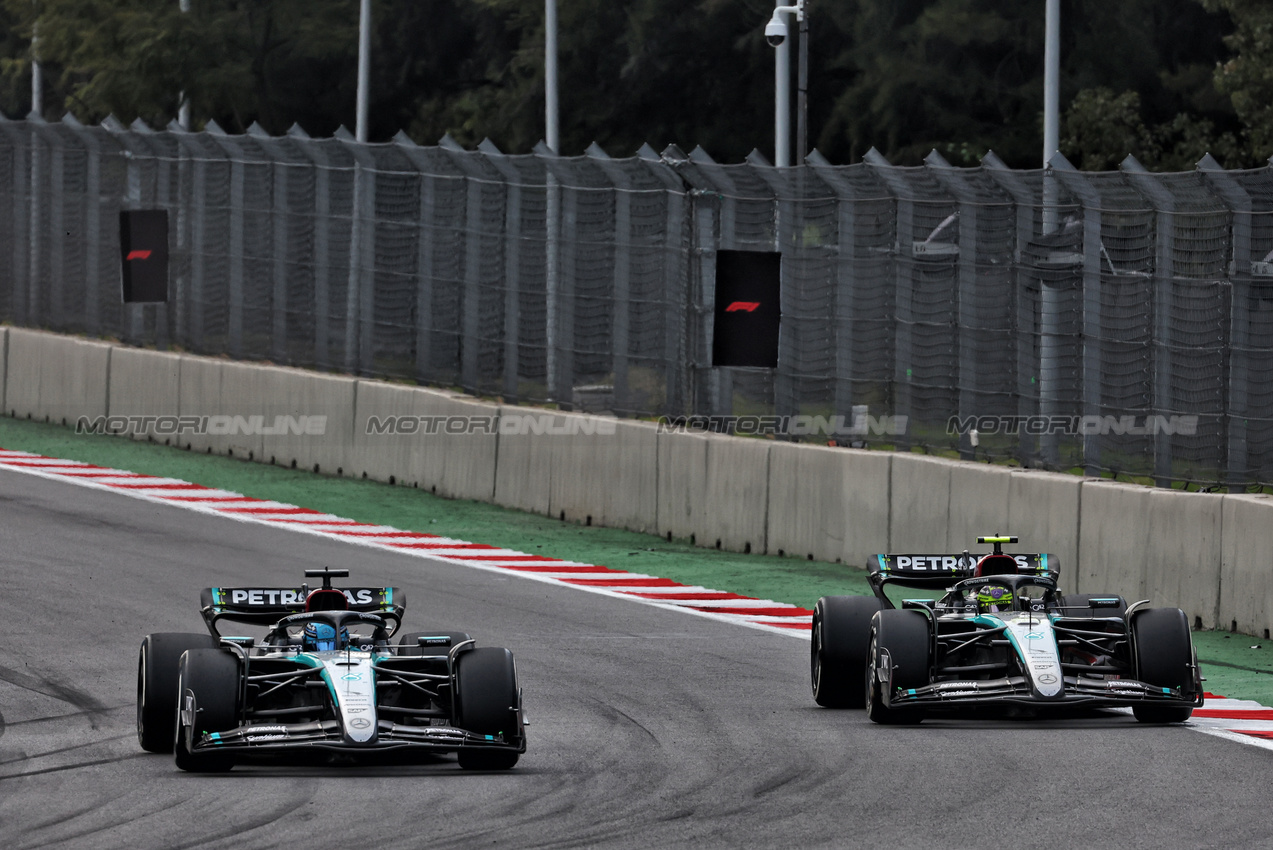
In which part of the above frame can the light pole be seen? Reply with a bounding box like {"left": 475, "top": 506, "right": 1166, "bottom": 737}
{"left": 1039, "top": 0, "right": 1061, "bottom": 465}
{"left": 545, "top": 0, "right": 558, "bottom": 152}
{"left": 355, "top": 0, "right": 371, "bottom": 142}
{"left": 178, "top": 0, "right": 190, "bottom": 129}
{"left": 30, "top": 2, "right": 41, "bottom": 117}
{"left": 765, "top": 0, "right": 805, "bottom": 167}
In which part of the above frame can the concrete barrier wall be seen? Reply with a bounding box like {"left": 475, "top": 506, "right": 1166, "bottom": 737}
{"left": 1144, "top": 489, "right": 1223, "bottom": 629}
{"left": 107, "top": 347, "right": 182, "bottom": 441}
{"left": 0, "top": 328, "right": 9, "bottom": 416}
{"left": 889, "top": 453, "right": 958, "bottom": 553}
{"left": 947, "top": 463, "right": 1013, "bottom": 552}
{"left": 767, "top": 443, "right": 891, "bottom": 565}
{"left": 175, "top": 355, "right": 224, "bottom": 455}
{"left": 1005, "top": 470, "right": 1081, "bottom": 591}
{"left": 18, "top": 329, "right": 1273, "bottom": 635}
{"left": 1076, "top": 481, "right": 1151, "bottom": 601}
{"left": 657, "top": 431, "right": 769, "bottom": 553}
{"left": 546, "top": 417, "right": 658, "bottom": 534}
{"left": 350, "top": 383, "right": 499, "bottom": 502}
{"left": 7, "top": 328, "right": 110, "bottom": 426}
{"left": 1220, "top": 495, "right": 1273, "bottom": 636}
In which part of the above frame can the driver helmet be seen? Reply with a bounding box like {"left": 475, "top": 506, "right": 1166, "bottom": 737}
{"left": 976, "top": 584, "right": 1014, "bottom": 614}
{"left": 302, "top": 621, "right": 349, "bottom": 652}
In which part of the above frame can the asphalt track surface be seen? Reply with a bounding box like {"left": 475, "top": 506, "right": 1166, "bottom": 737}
{"left": 1, "top": 469, "right": 1269, "bottom": 849}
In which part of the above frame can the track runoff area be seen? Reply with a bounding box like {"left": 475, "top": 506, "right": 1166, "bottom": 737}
{"left": 5, "top": 446, "right": 1273, "bottom": 750}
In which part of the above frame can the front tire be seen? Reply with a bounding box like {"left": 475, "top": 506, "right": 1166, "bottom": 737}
{"left": 811, "top": 596, "right": 882, "bottom": 708}
{"left": 865, "top": 610, "right": 930, "bottom": 725}
{"left": 454, "top": 647, "right": 521, "bottom": 770}
{"left": 174, "top": 649, "right": 240, "bottom": 772}
{"left": 137, "top": 632, "right": 217, "bottom": 753}
{"left": 1131, "top": 607, "right": 1195, "bottom": 723}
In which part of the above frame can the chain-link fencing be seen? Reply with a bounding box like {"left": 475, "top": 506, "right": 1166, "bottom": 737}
{"left": 2, "top": 114, "right": 1272, "bottom": 488}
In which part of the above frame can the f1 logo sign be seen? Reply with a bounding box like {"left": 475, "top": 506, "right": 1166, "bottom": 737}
{"left": 119, "top": 210, "right": 168, "bottom": 303}
{"left": 713, "top": 250, "right": 781, "bottom": 368}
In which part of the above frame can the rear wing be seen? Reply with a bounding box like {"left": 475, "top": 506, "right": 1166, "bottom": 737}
{"left": 199, "top": 586, "right": 405, "bottom": 635}
{"left": 867, "top": 553, "right": 1059, "bottom": 588}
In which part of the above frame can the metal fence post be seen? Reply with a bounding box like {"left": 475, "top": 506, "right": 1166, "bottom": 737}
{"left": 395, "top": 132, "right": 439, "bottom": 385}
{"left": 1121, "top": 155, "right": 1176, "bottom": 486}
{"left": 864, "top": 148, "right": 913, "bottom": 452}
{"left": 336, "top": 127, "right": 377, "bottom": 375}
{"left": 249, "top": 124, "right": 290, "bottom": 364}
{"left": 1049, "top": 153, "right": 1103, "bottom": 475}
{"left": 479, "top": 139, "right": 525, "bottom": 403}
{"left": 440, "top": 135, "right": 487, "bottom": 393}
{"left": 586, "top": 143, "right": 632, "bottom": 414}
{"left": 983, "top": 152, "right": 1041, "bottom": 465}
{"left": 1198, "top": 153, "right": 1252, "bottom": 489}
{"left": 807, "top": 151, "right": 861, "bottom": 430}
{"left": 925, "top": 150, "right": 981, "bottom": 460}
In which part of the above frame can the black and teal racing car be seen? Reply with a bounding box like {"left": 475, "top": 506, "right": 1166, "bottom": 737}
{"left": 810, "top": 536, "right": 1203, "bottom": 724}
{"left": 137, "top": 568, "right": 527, "bottom": 771}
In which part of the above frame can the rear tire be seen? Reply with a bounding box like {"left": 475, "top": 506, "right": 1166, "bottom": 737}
{"left": 1131, "top": 607, "right": 1195, "bottom": 723}
{"left": 137, "top": 632, "right": 217, "bottom": 753}
{"left": 397, "top": 631, "right": 472, "bottom": 658}
{"left": 865, "top": 610, "right": 930, "bottom": 725}
{"left": 811, "top": 596, "right": 882, "bottom": 708}
{"left": 174, "top": 649, "right": 240, "bottom": 772}
{"left": 454, "top": 647, "right": 520, "bottom": 770}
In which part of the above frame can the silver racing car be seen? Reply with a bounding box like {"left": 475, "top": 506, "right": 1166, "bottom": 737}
{"left": 810, "top": 536, "right": 1203, "bottom": 724}
{"left": 137, "top": 568, "right": 527, "bottom": 771}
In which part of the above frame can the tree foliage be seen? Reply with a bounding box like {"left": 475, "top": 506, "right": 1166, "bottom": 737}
{"left": 0, "top": 0, "right": 1268, "bottom": 169}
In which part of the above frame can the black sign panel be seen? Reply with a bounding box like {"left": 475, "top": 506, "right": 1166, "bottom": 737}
{"left": 119, "top": 210, "right": 169, "bottom": 302}
{"left": 712, "top": 250, "right": 781, "bottom": 368}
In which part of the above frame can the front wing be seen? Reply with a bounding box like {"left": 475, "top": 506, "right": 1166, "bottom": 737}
{"left": 887, "top": 674, "right": 1204, "bottom": 710}
{"left": 189, "top": 719, "right": 527, "bottom": 759}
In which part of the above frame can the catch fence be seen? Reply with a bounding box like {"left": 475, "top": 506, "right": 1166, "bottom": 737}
{"left": 2, "top": 114, "right": 1273, "bottom": 488}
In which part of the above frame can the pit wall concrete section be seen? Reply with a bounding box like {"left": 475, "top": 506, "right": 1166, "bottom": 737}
{"left": 1076, "top": 481, "right": 1151, "bottom": 604}
{"left": 351, "top": 383, "right": 497, "bottom": 503}
{"left": 1220, "top": 495, "right": 1273, "bottom": 636}
{"left": 6, "top": 328, "right": 110, "bottom": 426}
{"left": 656, "top": 431, "right": 770, "bottom": 554}
{"left": 107, "top": 347, "right": 181, "bottom": 441}
{"left": 1005, "top": 469, "right": 1081, "bottom": 591}
{"left": 888, "top": 453, "right": 959, "bottom": 553}
{"left": 766, "top": 443, "right": 891, "bottom": 565}
{"left": 1144, "top": 489, "right": 1223, "bottom": 630}
{"left": 490, "top": 407, "right": 658, "bottom": 534}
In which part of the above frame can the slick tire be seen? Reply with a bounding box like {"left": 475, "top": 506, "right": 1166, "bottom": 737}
{"left": 454, "top": 647, "right": 520, "bottom": 770}
{"left": 137, "top": 632, "right": 218, "bottom": 753}
{"left": 1059, "top": 593, "right": 1128, "bottom": 619}
{"left": 397, "top": 631, "right": 473, "bottom": 658}
{"left": 811, "top": 596, "right": 882, "bottom": 709}
{"left": 1131, "top": 607, "right": 1195, "bottom": 724}
{"left": 865, "top": 609, "right": 930, "bottom": 725}
{"left": 174, "top": 649, "right": 240, "bottom": 772}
